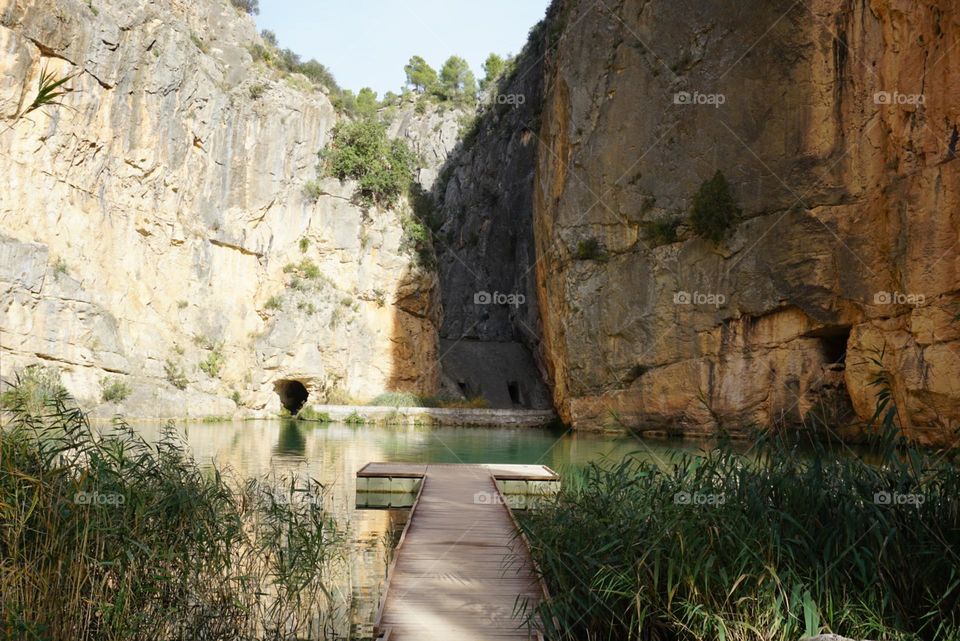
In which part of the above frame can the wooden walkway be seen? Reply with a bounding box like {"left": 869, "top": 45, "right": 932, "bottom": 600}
{"left": 358, "top": 463, "right": 556, "bottom": 640}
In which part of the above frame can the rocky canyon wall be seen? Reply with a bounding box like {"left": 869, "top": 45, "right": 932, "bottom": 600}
{"left": 0, "top": 0, "right": 440, "bottom": 418}
{"left": 533, "top": 0, "right": 959, "bottom": 444}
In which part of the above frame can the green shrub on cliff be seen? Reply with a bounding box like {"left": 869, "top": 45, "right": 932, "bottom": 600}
{"left": 100, "top": 377, "right": 130, "bottom": 402}
{"left": 690, "top": 170, "right": 740, "bottom": 242}
{"left": 321, "top": 119, "right": 415, "bottom": 207}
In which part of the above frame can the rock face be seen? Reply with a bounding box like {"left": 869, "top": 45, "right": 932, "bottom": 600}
{"left": 533, "top": 0, "right": 960, "bottom": 443}
{"left": 0, "top": 0, "right": 440, "bottom": 417}
{"left": 416, "top": 32, "right": 554, "bottom": 409}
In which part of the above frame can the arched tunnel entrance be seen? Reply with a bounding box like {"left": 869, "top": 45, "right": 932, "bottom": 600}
{"left": 274, "top": 379, "right": 309, "bottom": 414}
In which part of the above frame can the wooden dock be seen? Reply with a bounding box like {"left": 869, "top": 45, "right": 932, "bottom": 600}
{"left": 357, "top": 463, "right": 557, "bottom": 640}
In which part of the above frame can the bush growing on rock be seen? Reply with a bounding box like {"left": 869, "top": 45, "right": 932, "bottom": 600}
{"left": 100, "top": 377, "right": 130, "bottom": 403}
{"left": 229, "top": 0, "right": 259, "bottom": 15}
{"left": 690, "top": 170, "right": 740, "bottom": 242}
{"left": 321, "top": 119, "right": 415, "bottom": 208}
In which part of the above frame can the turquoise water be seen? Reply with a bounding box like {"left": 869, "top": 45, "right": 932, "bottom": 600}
{"left": 130, "top": 419, "right": 705, "bottom": 639}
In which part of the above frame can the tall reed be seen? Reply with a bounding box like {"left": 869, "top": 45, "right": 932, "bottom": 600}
{"left": 519, "top": 433, "right": 960, "bottom": 641}
{"left": 0, "top": 386, "right": 348, "bottom": 641}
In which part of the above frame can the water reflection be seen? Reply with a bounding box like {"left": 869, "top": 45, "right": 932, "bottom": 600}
{"left": 274, "top": 419, "right": 307, "bottom": 457}
{"left": 132, "top": 420, "right": 667, "bottom": 639}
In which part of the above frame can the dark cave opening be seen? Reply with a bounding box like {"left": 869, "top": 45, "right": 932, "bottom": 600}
{"left": 274, "top": 379, "right": 309, "bottom": 414}
{"left": 507, "top": 380, "right": 521, "bottom": 405}
{"left": 819, "top": 328, "right": 851, "bottom": 367}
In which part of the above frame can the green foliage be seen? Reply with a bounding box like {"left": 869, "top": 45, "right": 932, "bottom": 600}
{"left": 0, "top": 365, "right": 66, "bottom": 419}
{"left": 0, "top": 393, "right": 347, "bottom": 640}
{"left": 249, "top": 33, "right": 342, "bottom": 100}
{"left": 231, "top": 389, "right": 242, "bottom": 406}
{"left": 642, "top": 218, "right": 681, "bottom": 246}
{"left": 343, "top": 411, "right": 366, "bottom": 425}
{"left": 20, "top": 65, "right": 75, "bottom": 120}
{"left": 332, "top": 88, "right": 358, "bottom": 117}
{"left": 283, "top": 258, "right": 321, "bottom": 280}
{"left": 248, "top": 82, "right": 267, "bottom": 99}
{"left": 404, "top": 55, "right": 438, "bottom": 94}
{"left": 229, "top": 0, "right": 259, "bottom": 14}
{"left": 296, "top": 406, "right": 331, "bottom": 422}
{"left": 260, "top": 29, "right": 278, "bottom": 47}
{"left": 264, "top": 295, "right": 283, "bottom": 310}
{"left": 163, "top": 358, "right": 188, "bottom": 390}
{"left": 480, "top": 52, "right": 506, "bottom": 90}
{"left": 177, "top": 299, "right": 188, "bottom": 309}
{"left": 198, "top": 343, "right": 225, "bottom": 379}
{"left": 52, "top": 257, "right": 68, "bottom": 279}
{"left": 438, "top": 55, "right": 476, "bottom": 101}
{"left": 100, "top": 377, "right": 130, "bottom": 403}
{"left": 321, "top": 119, "right": 415, "bottom": 208}
{"left": 520, "top": 439, "right": 960, "bottom": 641}
{"left": 690, "top": 170, "right": 741, "bottom": 242}
{"left": 575, "top": 237, "right": 606, "bottom": 260}
{"left": 303, "top": 179, "right": 323, "bottom": 202}
{"left": 298, "top": 236, "right": 310, "bottom": 253}
{"left": 356, "top": 87, "right": 379, "bottom": 117}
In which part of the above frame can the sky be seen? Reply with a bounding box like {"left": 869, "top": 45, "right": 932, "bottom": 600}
{"left": 255, "top": 0, "right": 551, "bottom": 96}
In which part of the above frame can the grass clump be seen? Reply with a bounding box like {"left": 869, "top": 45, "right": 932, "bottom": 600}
{"left": 690, "top": 170, "right": 741, "bottom": 242}
{"left": 0, "top": 386, "right": 348, "bottom": 641}
{"left": 198, "top": 343, "right": 225, "bottom": 379}
{"left": 296, "top": 406, "right": 332, "bottom": 423}
{"left": 284, "top": 258, "right": 321, "bottom": 280}
{"left": 343, "top": 411, "right": 366, "bottom": 425}
{"left": 642, "top": 218, "right": 681, "bottom": 246}
{"left": 320, "top": 118, "right": 415, "bottom": 208}
{"left": 163, "top": 357, "right": 188, "bottom": 390}
{"left": 519, "top": 434, "right": 960, "bottom": 641}
{"left": 99, "top": 376, "right": 130, "bottom": 403}
{"left": 264, "top": 295, "right": 283, "bottom": 310}
{"left": 575, "top": 237, "right": 606, "bottom": 261}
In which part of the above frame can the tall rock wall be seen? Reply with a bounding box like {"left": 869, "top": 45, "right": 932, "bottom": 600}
{"left": 0, "top": 0, "right": 440, "bottom": 417}
{"left": 534, "top": 0, "right": 960, "bottom": 444}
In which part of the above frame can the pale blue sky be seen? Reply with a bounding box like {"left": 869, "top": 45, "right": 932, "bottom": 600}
{"left": 255, "top": 0, "right": 551, "bottom": 96}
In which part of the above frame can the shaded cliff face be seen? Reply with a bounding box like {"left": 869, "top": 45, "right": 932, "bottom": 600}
{"left": 0, "top": 0, "right": 439, "bottom": 416}
{"left": 534, "top": 0, "right": 959, "bottom": 443}
{"left": 410, "top": 30, "right": 554, "bottom": 409}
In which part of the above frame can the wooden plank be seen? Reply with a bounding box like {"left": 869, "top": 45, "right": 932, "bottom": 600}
{"left": 372, "top": 464, "right": 547, "bottom": 640}
{"left": 359, "top": 462, "right": 559, "bottom": 481}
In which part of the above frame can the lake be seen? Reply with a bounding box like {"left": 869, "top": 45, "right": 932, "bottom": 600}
{"left": 131, "top": 418, "right": 705, "bottom": 639}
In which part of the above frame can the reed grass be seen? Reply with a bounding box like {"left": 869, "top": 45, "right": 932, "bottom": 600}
{"left": 519, "top": 432, "right": 960, "bottom": 641}
{"left": 0, "top": 384, "right": 348, "bottom": 641}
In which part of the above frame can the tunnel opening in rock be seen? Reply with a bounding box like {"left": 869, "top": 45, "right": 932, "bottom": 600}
{"left": 275, "top": 379, "right": 309, "bottom": 414}
{"left": 507, "top": 380, "right": 521, "bottom": 405}
{"left": 818, "top": 327, "right": 851, "bottom": 367}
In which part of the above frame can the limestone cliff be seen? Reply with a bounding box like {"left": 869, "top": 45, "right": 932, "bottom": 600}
{"left": 534, "top": 0, "right": 959, "bottom": 444}
{"left": 0, "top": 0, "right": 440, "bottom": 417}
